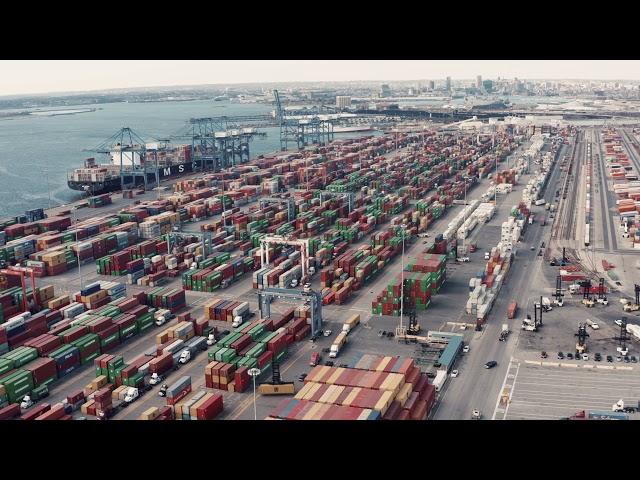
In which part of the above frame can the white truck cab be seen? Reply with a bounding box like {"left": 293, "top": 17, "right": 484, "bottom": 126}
{"left": 20, "top": 395, "right": 34, "bottom": 410}
{"left": 124, "top": 387, "right": 139, "bottom": 403}
{"left": 232, "top": 316, "right": 244, "bottom": 328}
{"left": 206, "top": 333, "right": 217, "bottom": 346}
{"left": 149, "top": 373, "right": 163, "bottom": 385}
{"left": 484, "top": 252, "right": 490, "bottom": 260}
{"left": 178, "top": 349, "right": 192, "bottom": 364}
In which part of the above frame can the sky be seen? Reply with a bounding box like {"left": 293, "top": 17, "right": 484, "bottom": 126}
{"left": 1, "top": 60, "right": 639, "bottom": 96}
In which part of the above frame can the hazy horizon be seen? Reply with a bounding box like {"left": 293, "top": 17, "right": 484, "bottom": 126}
{"left": 1, "top": 60, "right": 639, "bottom": 97}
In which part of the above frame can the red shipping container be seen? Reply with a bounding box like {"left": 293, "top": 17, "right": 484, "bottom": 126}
{"left": 20, "top": 403, "right": 51, "bottom": 420}
{"left": 24, "top": 357, "right": 57, "bottom": 386}
{"left": 257, "top": 350, "right": 273, "bottom": 368}
{"left": 96, "top": 323, "right": 119, "bottom": 340}
{"left": 0, "top": 403, "right": 21, "bottom": 420}
{"left": 35, "top": 403, "right": 66, "bottom": 420}
{"left": 196, "top": 394, "right": 224, "bottom": 420}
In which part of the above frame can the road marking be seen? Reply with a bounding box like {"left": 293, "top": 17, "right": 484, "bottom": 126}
{"left": 525, "top": 360, "right": 542, "bottom": 366}
{"left": 502, "top": 362, "right": 520, "bottom": 419}
{"left": 597, "top": 365, "right": 614, "bottom": 370}
{"left": 492, "top": 357, "right": 515, "bottom": 420}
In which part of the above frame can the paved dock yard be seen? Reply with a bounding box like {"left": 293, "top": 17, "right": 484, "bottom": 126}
{"left": 496, "top": 360, "right": 640, "bottom": 420}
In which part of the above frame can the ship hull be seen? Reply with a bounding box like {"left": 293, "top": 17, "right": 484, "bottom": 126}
{"left": 67, "top": 160, "right": 204, "bottom": 194}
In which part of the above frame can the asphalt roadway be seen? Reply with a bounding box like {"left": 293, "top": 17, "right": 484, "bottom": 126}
{"left": 433, "top": 141, "right": 562, "bottom": 420}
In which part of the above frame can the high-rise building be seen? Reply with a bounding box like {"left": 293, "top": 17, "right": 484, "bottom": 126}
{"left": 445, "top": 77, "right": 452, "bottom": 92}
{"left": 336, "top": 96, "right": 352, "bottom": 109}
{"left": 476, "top": 75, "right": 482, "bottom": 89}
{"left": 379, "top": 84, "right": 392, "bottom": 98}
{"left": 428, "top": 80, "right": 435, "bottom": 90}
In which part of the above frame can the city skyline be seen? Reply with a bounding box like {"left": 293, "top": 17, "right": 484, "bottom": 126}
{"left": 1, "top": 60, "right": 640, "bottom": 97}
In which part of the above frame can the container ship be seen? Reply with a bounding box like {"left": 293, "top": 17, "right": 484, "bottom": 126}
{"left": 67, "top": 144, "right": 202, "bottom": 195}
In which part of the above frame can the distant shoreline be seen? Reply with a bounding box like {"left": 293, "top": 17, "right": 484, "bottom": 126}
{"left": 0, "top": 107, "right": 98, "bottom": 120}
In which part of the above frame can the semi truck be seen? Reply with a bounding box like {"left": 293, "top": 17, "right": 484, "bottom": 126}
{"left": 154, "top": 309, "right": 175, "bottom": 326}
{"left": 177, "top": 337, "right": 208, "bottom": 365}
{"left": 342, "top": 314, "right": 361, "bottom": 334}
{"left": 432, "top": 370, "right": 448, "bottom": 392}
{"left": 499, "top": 324, "right": 510, "bottom": 341}
{"left": 329, "top": 332, "right": 348, "bottom": 358}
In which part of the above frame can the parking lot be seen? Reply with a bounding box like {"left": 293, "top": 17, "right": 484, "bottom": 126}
{"left": 497, "top": 361, "right": 640, "bottom": 419}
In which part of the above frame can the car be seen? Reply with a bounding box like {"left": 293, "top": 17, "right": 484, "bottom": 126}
{"left": 615, "top": 319, "right": 624, "bottom": 327}
{"left": 607, "top": 355, "right": 614, "bottom": 363}
{"left": 484, "top": 361, "right": 497, "bottom": 369}
{"left": 457, "top": 257, "right": 470, "bottom": 263}
{"left": 386, "top": 331, "right": 394, "bottom": 338}
{"left": 323, "top": 330, "right": 332, "bottom": 337}
{"left": 632, "top": 356, "right": 638, "bottom": 363}
{"left": 582, "top": 354, "right": 589, "bottom": 361}
{"left": 594, "top": 353, "right": 602, "bottom": 362}
{"left": 450, "top": 370, "right": 459, "bottom": 378}
{"left": 297, "top": 373, "right": 307, "bottom": 382}
{"left": 541, "top": 351, "right": 548, "bottom": 359}
{"left": 557, "top": 352, "right": 564, "bottom": 359}
{"left": 324, "top": 361, "right": 334, "bottom": 367}
{"left": 530, "top": 246, "right": 535, "bottom": 251}
{"left": 541, "top": 242, "right": 545, "bottom": 248}
{"left": 567, "top": 353, "right": 573, "bottom": 359}
{"left": 617, "top": 356, "right": 623, "bottom": 362}
{"left": 463, "top": 345, "right": 470, "bottom": 353}
{"left": 378, "top": 330, "right": 385, "bottom": 337}
{"left": 624, "top": 356, "right": 630, "bottom": 363}
{"left": 460, "top": 324, "right": 467, "bottom": 330}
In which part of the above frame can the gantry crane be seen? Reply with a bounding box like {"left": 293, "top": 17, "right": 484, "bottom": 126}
{"left": 257, "top": 286, "right": 323, "bottom": 336}
{"left": 165, "top": 230, "right": 214, "bottom": 259}
{"left": 616, "top": 317, "right": 629, "bottom": 356}
{"left": 554, "top": 275, "right": 564, "bottom": 307}
{"left": 580, "top": 279, "right": 595, "bottom": 307}
{"left": 259, "top": 236, "right": 312, "bottom": 277}
{"left": 623, "top": 284, "right": 640, "bottom": 312}
{"left": 1, "top": 266, "right": 38, "bottom": 313}
{"left": 575, "top": 323, "right": 590, "bottom": 355}
{"left": 596, "top": 277, "right": 608, "bottom": 306}
{"left": 259, "top": 196, "right": 296, "bottom": 222}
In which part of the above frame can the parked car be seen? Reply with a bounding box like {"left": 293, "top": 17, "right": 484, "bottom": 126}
{"left": 567, "top": 353, "right": 573, "bottom": 359}
{"left": 541, "top": 351, "right": 548, "bottom": 359}
{"left": 557, "top": 352, "right": 564, "bottom": 359}
{"left": 631, "top": 356, "right": 638, "bottom": 363}
{"left": 615, "top": 319, "right": 624, "bottom": 327}
{"left": 594, "top": 353, "right": 602, "bottom": 362}
{"left": 617, "top": 356, "right": 623, "bottom": 362}
{"left": 323, "top": 330, "right": 332, "bottom": 337}
{"left": 484, "top": 361, "right": 497, "bottom": 369}
{"left": 607, "top": 355, "right": 614, "bottom": 363}
{"left": 624, "top": 356, "right": 630, "bottom": 363}
{"left": 450, "top": 370, "right": 459, "bottom": 378}
{"left": 463, "top": 345, "right": 470, "bottom": 353}
{"left": 582, "top": 354, "right": 589, "bottom": 361}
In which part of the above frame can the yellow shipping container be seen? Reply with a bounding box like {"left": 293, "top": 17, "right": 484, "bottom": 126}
{"left": 395, "top": 383, "right": 412, "bottom": 407}
{"left": 92, "top": 375, "right": 108, "bottom": 390}
{"left": 342, "top": 387, "right": 361, "bottom": 407}
{"left": 375, "top": 356, "right": 393, "bottom": 372}
{"left": 295, "top": 382, "right": 314, "bottom": 400}
{"left": 326, "top": 367, "right": 345, "bottom": 385}
{"left": 303, "top": 401, "right": 324, "bottom": 420}
{"left": 374, "top": 390, "right": 394, "bottom": 416}
{"left": 303, "top": 382, "right": 323, "bottom": 401}
{"left": 140, "top": 407, "right": 159, "bottom": 420}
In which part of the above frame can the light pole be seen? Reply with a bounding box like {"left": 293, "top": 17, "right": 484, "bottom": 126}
{"left": 72, "top": 208, "right": 83, "bottom": 290}
{"left": 248, "top": 367, "right": 261, "bottom": 420}
{"left": 399, "top": 223, "right": 407, "bottom": 333}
